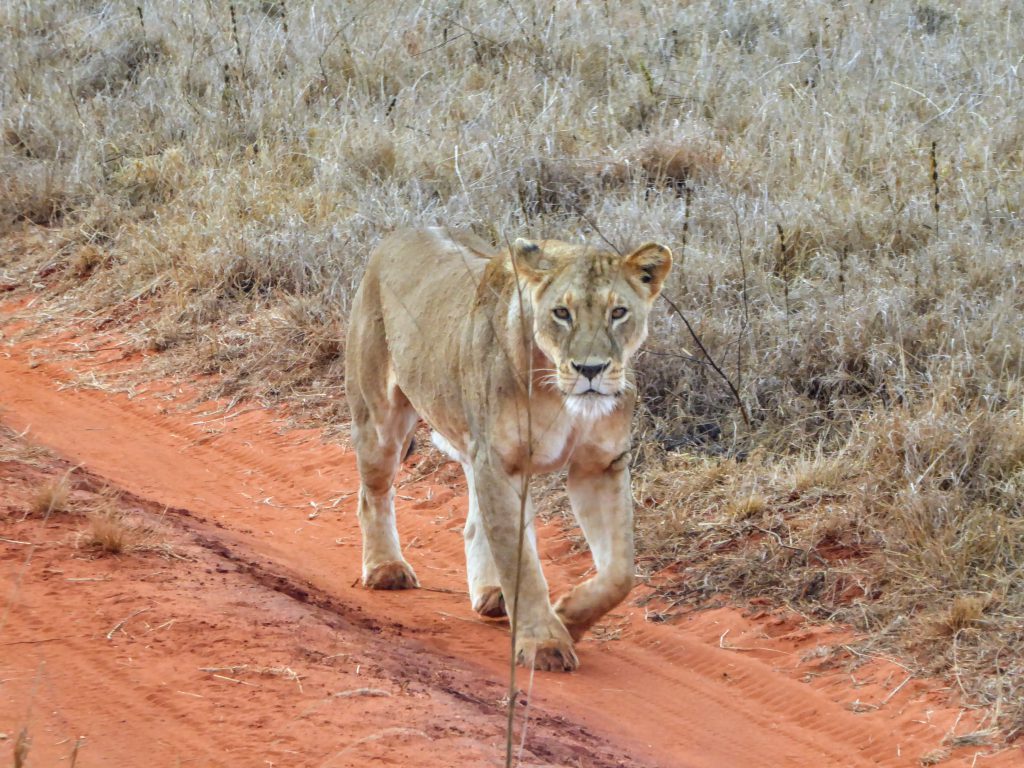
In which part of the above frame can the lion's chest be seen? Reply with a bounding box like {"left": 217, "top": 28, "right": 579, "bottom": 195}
{"left": 494, "top": 399, "right": 602, "bottom": 475}
{"left": 527, "top": 419, "right": 579, "bottom": 474}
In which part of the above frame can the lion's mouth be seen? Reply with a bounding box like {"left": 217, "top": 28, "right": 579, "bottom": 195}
{"left": 556, "top": 384, "right": 618, "bottom": 396}
{"left": 578, "top": 388, "right": 622, "bottom": 398}
{"left": 556, "top": 375, "right": 623, "bottom": 396}
{"left": 556, "top": 381, "right": 623, "bottom": 398}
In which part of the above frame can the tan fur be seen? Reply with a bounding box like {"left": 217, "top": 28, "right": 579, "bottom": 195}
{"left": 345, "top": 227, "right": 671, "bottom": 671}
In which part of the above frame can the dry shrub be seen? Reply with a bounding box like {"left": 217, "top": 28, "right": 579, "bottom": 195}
{"left": 636, "top": 129, "right": 724, "bottom": 190}
{"left": 726, "top": 490, "right": 767, "bottom": 520}
{"left": 77, "top": 493, "right": 173, "bottom": 557}
{"left": 0, "top": 160, "right": 73, "bottom": 228}
{"left": 339, "top": 131, "right": 398, "bottom": 182}
{"left": 81, "top": 504, "right": 136, "bottom": 555}
{"left": 108, "top": 147, "right": 190, "bottom": 210}
{"left": 933, "top": 595, "right": 989, "bottom": 636}
{"left": 74, "top": 36, "right": 166, "bottom": 99}
{"left": 70, "top": 245, "right": 106, "bottom": 278}
{"left": 789, "top": 454, "right": 848, "bottom": 495}
{"left": 30, "top": 475, "right": 71, "bottom": 517}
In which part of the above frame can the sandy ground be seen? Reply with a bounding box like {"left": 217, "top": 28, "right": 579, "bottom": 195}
{"left": 1, "top": 303, "right": 1019, "bottom": 767}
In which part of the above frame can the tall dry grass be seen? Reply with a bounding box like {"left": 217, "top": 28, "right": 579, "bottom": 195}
{"left": 2, "top": 0, "right": 1022, "bottom": 740}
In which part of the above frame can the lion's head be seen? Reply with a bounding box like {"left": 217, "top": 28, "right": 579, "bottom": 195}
{"left": 512, "top": 238, "right": 672, "bottom": 419}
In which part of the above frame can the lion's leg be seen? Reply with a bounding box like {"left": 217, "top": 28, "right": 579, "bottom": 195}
{"left": 462, "top": 462, "right": 504, "bottom": 616}
{"left": 554, "top": 459, "right": 635, "bottom": 641}
{"left": 461, "top": 461, "right": 538, "bottom": 618}
{"left": 472, "top": 460, "right": 578, "bottom": 671}
{"left": 349, "top": 375, "right": 420, "bottom": 590}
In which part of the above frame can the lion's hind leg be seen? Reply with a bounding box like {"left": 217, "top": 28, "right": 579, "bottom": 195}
{"left": 348, "top": 349, "right": 420, "bottom": 590}
{"left": 430, "top": 433, "right": 507, "bottom": 616}
{"left": 461, "top": 461, "right": 509, "bottom": 618}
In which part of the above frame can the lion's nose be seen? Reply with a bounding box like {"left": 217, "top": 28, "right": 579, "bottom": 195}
{"left": 571, "top": 361, "right": 609, "bottom": 381}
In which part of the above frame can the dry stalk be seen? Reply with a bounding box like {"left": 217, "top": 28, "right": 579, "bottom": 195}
{"left": 68, "top": 736, "right": 85, "bottom": 768}
{"left": 776, "top": 222, "right": 792, "bottom": 324}
{"left": 930, "top": 139, "right": 940, "bottom": 238}
{"left": 13, "top": 728, "right": 30, "bottom": 768}
{"left": 505, "top": 237, "right": 534, "bottom": 768}
{"left": 106, "top": 608, "right": 150, "bottom": 640}
{"left": 680, "top": 183, "right": 692, "bottom": 266}
{"left": 229, "top": 3, "right": 244, "bottom": 63}
{"left": 333, "top": 687, "right": 390, "bottom": 698}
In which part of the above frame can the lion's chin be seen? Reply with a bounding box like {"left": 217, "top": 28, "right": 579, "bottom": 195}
{"left": 564, "top": 392, "right": 621, "bottom": 421}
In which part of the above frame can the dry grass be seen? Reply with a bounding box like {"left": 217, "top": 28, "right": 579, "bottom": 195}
{"left": 637, "top": 394, "right": 1024, "bottom": 738}
{"left": 75, "top": 493, "right": 176, "bottom": 558}
{"left": 80, "top": 504, "right": 136, "bottom": 555}
{"left": 28, "top": 474, "right": 71, "bottom": 517}
{"left": 1, "top": 0, "right": 1022, "bottom": 741}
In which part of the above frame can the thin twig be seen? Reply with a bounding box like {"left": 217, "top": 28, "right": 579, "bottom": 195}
{"left": 930, "top": 139, "right": 940, "bottom": 238}
{"left": 505, "top": 236, "right": 535, "bottom": 768}
{"left": 879, "top": 674, "right": 914, "bottom": 707}
{"left": 435, "top": 610, "right": 492, "bottom": 626}
{"left": 751, "top": 524, "right": 807, "bottom": 554}
{"left": 106, "top": 608, "right": 150, "bottom": 640}
{"left": 1, "top": 638, "right": 68, "bottom": 646}
{"left": 732, "top": 204, "right": 752, "bottom": 394}
{"left": 572, "top": 205, "right": 623, "bottom": 256}
{"left": 334, "top": 687, "right": 391, "bottom": 698}
{"left": 212, "top": 673, "right": 259, "bottom": 687}
{"left": 840, "top": 644, "right": 912, "bottom": 672}
{"left": 660, "top": 293, "right": 750, "bottom": 427}
{"left": 952, "top": 629, "right": 969, "bottom": 697}
{"left": 719, "top": 629, "right": 792, "bottom": 654}
{"left": 419, "top": 585, "right": 466, "bottom": 595}
{"left": 680, "top": 184, "right": 692, "bottom": 264}
{"left": 68, "top": 736, "right": 85, "bottom": 768}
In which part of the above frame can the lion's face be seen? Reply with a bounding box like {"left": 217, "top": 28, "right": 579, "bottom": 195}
{"left": 513, "top": 239, "right": 673, "bottom": 419}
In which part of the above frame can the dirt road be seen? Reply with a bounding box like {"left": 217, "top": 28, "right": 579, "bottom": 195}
{"left": 1, "top": 317, "right": 1016, "bottom": 767}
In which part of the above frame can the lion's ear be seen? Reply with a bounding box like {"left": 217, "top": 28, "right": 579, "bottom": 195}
{"left": 624, "top": 242, "right": 672, "bottom": 297}
{"left": 511, "top": 238, "right": 554, "bottom": 282}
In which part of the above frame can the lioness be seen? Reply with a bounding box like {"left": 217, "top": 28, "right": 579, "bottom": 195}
{"left": 345, "top": 227, "right": 671, "bottom": 671}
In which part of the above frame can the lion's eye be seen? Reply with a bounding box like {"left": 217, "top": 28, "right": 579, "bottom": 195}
{"left": 610, "top": 306, "right": 629, "bottom": 320}
{"left": 552, "top": 307, "right": 572, "bottom": 322}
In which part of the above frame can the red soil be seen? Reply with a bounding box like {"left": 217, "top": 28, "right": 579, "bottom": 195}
{"left": 1, "top": 306, "right": 1019, "bottom": 767}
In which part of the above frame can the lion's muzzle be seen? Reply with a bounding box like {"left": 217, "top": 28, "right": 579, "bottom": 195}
{"left": 560, "top": 358, "right": 623, "bottom": 398}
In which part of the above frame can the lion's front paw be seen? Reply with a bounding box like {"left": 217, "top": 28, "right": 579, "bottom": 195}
{"left": 553, "top": 596, "right": 589, "bottom": 642}
{"left": 472, "top": 586, "right": 507, "bottom": 618}
{"left": 516, "top": 635, "right": 579, "bottom": 672}
{"left": 364, "top": 560, "right": 419, "bottom": 590}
